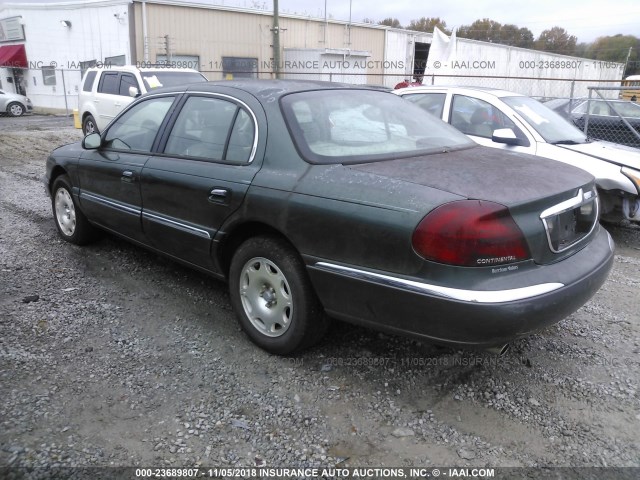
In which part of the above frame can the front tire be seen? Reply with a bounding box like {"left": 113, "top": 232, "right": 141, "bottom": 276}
{"left": 7, "top": 102, "right": 24, "bottom": 117}
{"left": 229, "top": 236, "right": 328, "bottom": 355}
{"left": 51, "top": 175, "right": 97, "bottom": 245}
{"left": 82, "top": 114, "right": 98, "bottom": 135}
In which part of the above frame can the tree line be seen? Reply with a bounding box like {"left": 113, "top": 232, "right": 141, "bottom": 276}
{"left": 368, "top": 17, "right": 639, "bottom": 76}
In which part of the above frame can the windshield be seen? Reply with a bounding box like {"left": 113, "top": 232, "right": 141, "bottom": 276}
{"left": 503, "top": 96, "right": 587, "bottom": 144}
{"left": 141, "top": 71, "right": 207, "bottom": 90}
{"left": 281, "top": 89, "right": 475, "bottom": 164}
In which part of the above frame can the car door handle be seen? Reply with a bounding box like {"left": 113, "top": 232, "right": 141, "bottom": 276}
{"left": 209, "top": 188, "right": 229, "bottom": 203}
{"left": 121, "top": 170, "right": 135, "bottom": 183}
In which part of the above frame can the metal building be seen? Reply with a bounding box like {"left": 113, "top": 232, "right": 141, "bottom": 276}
{"left": 0, "top": 0, "right": 626, "bottom": 113}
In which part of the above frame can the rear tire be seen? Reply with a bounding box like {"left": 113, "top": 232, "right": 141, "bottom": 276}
{"left": 82, "top": 114, "right": 99, "bottom": 135}
{"left": 51, "top": 175, "right": 97, "bottom": 245}
{"left": 229, "top": 235, "right": 328, "bottom": 355}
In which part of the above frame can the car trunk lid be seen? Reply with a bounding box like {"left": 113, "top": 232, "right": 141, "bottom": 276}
{"left": 349, "top": 146, "right": 599, "bottom": 264}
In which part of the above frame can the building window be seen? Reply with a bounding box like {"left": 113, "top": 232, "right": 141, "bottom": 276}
{"left": 222, "top": 57, "right": 258, "bottom": 80}
{"left": 41, "top": 67, "right": 56, "bottom": 86}
{"left": 104, "top": 55, "right": 126, "bottom": 67}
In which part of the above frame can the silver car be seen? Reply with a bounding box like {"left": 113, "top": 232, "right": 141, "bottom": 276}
{"left": 0, "top": 89, "right": 33, "bottom": 116}
{"left": 395, "top": 86, "right": 640, "bottom": 223}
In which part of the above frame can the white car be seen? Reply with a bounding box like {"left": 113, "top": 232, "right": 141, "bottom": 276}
{"left": 395, "top": 86, "right": 640, "bottom": 223}
{"left": 0, "top": 89, "right": 33, "bottom": 116}
{"left": 78, "top": 65, "right": 207, "bottom": 134}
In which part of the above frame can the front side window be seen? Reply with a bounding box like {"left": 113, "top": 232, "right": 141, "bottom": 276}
{"left": 119, "top": 73, "right": 139, "bottom": 96}
{"left": 164, "top": 96, "right": 255, "bottom": 163}
{"left": 450, "top": 95, "right": 525, "bottom": 140}
{"left": 103, "top": 96, "right": 175, "bottom": 152}
{"left": 281, "top": 89, "right": 473, "bottom": 164}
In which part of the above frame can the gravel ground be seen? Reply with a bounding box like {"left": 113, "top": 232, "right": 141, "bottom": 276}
{"left": 1, "top": 115, "right": 639, "bottom": 476}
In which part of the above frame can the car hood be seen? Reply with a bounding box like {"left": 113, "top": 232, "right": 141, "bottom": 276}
{"left": 349, "top": 145, "right": 594, "bottom": 206}
{"left": 557, "top": 141, "right": 640, "bottom": 170}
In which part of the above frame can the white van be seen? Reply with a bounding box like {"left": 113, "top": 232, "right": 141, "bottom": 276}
{"left": 78, "top": 65, "right": 207, "bottom": 134}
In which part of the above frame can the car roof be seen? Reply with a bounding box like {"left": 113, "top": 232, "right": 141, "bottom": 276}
{"left": 149, "top": 79, "right": 392, "bottom": 97}
{"left": 582, "top": 98, "right": 636, "bottom": 103}
{"left": 86, "top": 65, "right": 202, "bottom": 74}
{"left": 396, "top": 85, "right": 526, "bottom": 98}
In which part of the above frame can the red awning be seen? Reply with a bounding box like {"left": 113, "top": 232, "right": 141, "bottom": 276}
{"left": 0, "top": 44, "right": 27, "bottom": 68}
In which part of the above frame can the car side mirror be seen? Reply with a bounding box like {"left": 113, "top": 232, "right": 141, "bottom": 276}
{"left": 492, "top": 128, "right": 525, "bottom": 146}
{"left": 82, "top": 132, "right": 102, "bottom": 150}
{"left": 129, "top": 86, "right": 140, "bottom": 97}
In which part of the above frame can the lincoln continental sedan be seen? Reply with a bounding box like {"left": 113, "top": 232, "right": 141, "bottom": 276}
{"left": 45, "top": 80, "right": 614, "bottom": 355}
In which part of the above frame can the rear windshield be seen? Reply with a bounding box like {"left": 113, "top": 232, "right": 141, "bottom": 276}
{"left": 281, "top": 89, "right": 474, "bottom": 164}
{"left": 141, "top": 71, "right": 207, "bottom": 90}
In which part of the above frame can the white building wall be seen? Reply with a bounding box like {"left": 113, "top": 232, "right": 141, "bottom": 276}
{"left": 0, "top": 0, "right": 132, "bottom": 112}
{"left": 283, "top": 48, "right": 370, "bottom": 84}
{"left": 384, "top": 30, "right": 625, "bottom": 98}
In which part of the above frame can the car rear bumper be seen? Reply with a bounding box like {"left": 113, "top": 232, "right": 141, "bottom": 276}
{"left": 307, "top": 227, "right": 614, "bottom": 348}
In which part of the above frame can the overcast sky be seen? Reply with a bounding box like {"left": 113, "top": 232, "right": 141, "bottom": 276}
{"left": 272, "top": 0, "right": 640, "bottom": 43}
{"left": 5, "top": 0, "right": 640, "bottom": 43}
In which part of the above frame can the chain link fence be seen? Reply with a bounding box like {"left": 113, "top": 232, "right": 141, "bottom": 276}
{"left": 5, "top": 66, "right": 639, "bottom": 149}
{"left": 558, "top": 87, "right": 640, "bottom": 148}
{"left": 265, "top": 71, "right": 640, "bottom": 148}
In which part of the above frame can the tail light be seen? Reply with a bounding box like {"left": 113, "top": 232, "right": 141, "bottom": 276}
{"left": 412, "top": 200, "right": 531, "bottom": 267}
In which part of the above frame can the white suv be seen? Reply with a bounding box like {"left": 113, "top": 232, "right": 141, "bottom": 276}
{"left": 78, "top": 65, "right": 207, "bottom": 134}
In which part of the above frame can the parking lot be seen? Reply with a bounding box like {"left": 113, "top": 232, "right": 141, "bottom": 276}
{"left": 1, "top": 115, "right": 639, "bottom": 472}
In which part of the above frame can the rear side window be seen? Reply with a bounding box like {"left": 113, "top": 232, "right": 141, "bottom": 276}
{"left": 98, "top": 72, "right": 119, "bottom": 95}
{"left": 82, "top": 71, "right": 97, "bottom": 92}
{"left": 403, "top": 93, "right": 446, "bottom": 118}
{"left": 164, "top": 96, "right": 255, "bottom": 163}
{"left": 226, "top": 109, "right": 255, "bottom": 162}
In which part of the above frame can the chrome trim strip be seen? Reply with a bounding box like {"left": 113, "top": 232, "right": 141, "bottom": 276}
{"left": 314, "top": 262, "right": 564, "bottom": 303}
{"left": 539, "top": 188, "right": 599, "bottom": 254}
{"left": 607, "top": 230, "right": 615, "bottom": 252}
{"left": 183, "top": 91, "right": 259, "bottom": 163}
{"left": 80, "top": 192, "right": 140, "bottom": 215}
{"left": 142, "top": 211, "right": 211, "bottom": 239}
{"left": 540, "top": 188, "right": 584, "bottom": 219}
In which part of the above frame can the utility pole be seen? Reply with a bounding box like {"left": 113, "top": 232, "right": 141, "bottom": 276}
{"left": 624, "top": 46, "right": 633, "bottom": 77}
{"left": 272, "top": 0, "right": 281, "bottom": 79}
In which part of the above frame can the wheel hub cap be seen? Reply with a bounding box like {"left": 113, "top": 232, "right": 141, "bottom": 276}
{"left": 54, "top": 189, "right": 76, "bottom": 236}
{"left": 239, "top": 257, "right": 293, "bottom": 337}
